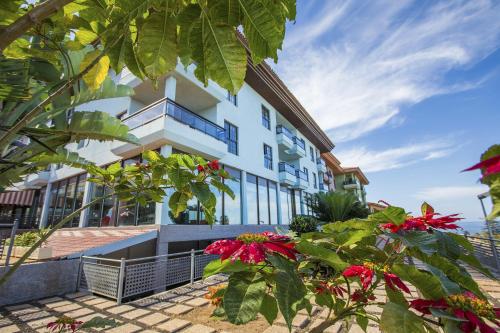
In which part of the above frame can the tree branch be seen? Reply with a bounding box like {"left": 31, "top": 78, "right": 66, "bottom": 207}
{"left": 0, "top": 0, "right": 75, "bottom": 51}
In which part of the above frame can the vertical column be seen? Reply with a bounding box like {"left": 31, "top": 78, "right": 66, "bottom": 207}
{"left": 241, "top": 171, "right": 248, "bottom": 225}
{"left": 39, "top": 182, "right": 52, "bottom": 229}
{"left": 276, "top": 182, "right": 283, "bottom": 225}
{"left": 78, "top": 176, "right": 92, "bottom": 228}
{"left": 155, "top": 145, "right": 173, "bottom": 225}
{"left": 164, "top": 76, "right": 177, "bottom": 100}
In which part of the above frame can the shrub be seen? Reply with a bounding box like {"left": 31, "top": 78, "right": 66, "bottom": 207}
{"left": 289, "top": 215, "right": 318, "bottom": 235}
{"left": 312, "top": 192, "right": 369, "bottom": 222}
{"left": 6, "top": 228, "right": 50, "bottom": 247}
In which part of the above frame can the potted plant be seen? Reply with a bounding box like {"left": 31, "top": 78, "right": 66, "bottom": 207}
{"left": 8, "top": 228, "right": 52, "bottom": 260}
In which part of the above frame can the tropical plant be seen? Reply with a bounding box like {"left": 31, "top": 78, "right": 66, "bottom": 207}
{"left": 464, "top": 144, "right": 500, "bottom": 220}
{"left": 203, "top": 202, "right": 499, "bottom": 333}
{"left": 6, "top": 227, "right": 50, "bottom": 247}
{"left": 0, "top": 151, "right": 234, "bottom": 286}
{"left": 47, "top": 316, "right": 117, "bottom": 332}
{"left": 0, "top": 0, "right": 296, "bottom": 188}
{"left": 312, "top": 192, "right": 369, "bottom": 223}
{"left": 289, "top": 215, "right": 318, "bottom": 235}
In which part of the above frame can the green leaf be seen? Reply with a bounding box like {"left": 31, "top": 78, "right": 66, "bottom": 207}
{"left": 211, "top": 178, "right": 235, "bottom": 199}
{"left": 371, "top": 206, "right": 407, "bottom": 226}
{"left": 223, "top": 271, "right": 266, "bottom": 325}
{"left": 429, "top": 309, "right": 467, "bottom": 322}
{"left": 80, "top": 50, "right": 110, "bottom": 90}
{"left": 380, "top": 302, "right": 427, "bottom": 333}
{"left": 137, "top": 10, "right": 177, "bottom": 82}
{"left": 267, "top": 254, "right": 307, "bottom": 331}
{"left": 169, "top": 191, "right": 189, "bottom": 216}
{"left": 260, "top": 294, "right": 278, "bottom": 325}
{"left": 385, "top": 284, "right": 408, "bottom": 308}
{"left": 79, "top": 316, "right": 117, "bottom": 329}
{"left": 295, "top": 240, "right": 348, "bottom": 271}
{"left": 392, "top": 264, "right": 446, "bottom": 299}
{"left": 188, "top": 3, "right": 247, "bottom": 93}
{"left": 203, "top": 259, "right": 258, "bottom": 278}
{"left": 356, "top": 314, "right": 369, "bottom": 332}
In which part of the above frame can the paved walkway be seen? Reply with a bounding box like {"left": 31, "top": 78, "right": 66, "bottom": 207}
{"left": 0, "top": 269, "right": 498, "bottom": 333}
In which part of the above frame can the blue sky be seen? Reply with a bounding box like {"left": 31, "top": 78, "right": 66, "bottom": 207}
{"left": 273, "top": 0, "right": 500, "bottom": 221}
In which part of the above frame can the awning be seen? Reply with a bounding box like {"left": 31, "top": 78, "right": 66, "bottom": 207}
{"left": 0, "top": 190, "right": 35, "bottom": 206}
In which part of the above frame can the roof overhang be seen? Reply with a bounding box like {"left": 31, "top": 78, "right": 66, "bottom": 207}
{"left": 322, "top": 152, "right": 343, "bottom": 174}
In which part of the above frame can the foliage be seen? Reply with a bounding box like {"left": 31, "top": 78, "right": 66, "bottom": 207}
{"left": 47, "top": 315, "right": 117, "bottom": 332}
{"left": 289, "top": 215, "right": 319, "bottom": 235}
{"left": 0, "top": 151, "right": 233, "bottom": 286}
{"left": 312, "top": 192, "right": 369, "bottom": 223}
{"left": 204, "top": 202, "right": 499, "bottom": 333}
{"left": 6, "top": 228, "right": 50, "bottom": 247}
{"left": 0, "top": 0, "right": 295, "bottom": 188}
{"left": 463, "top": 144, "right": 500, "bottom": 220}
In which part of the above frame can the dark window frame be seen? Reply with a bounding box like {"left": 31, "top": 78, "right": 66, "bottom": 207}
{"left": 227, "top": 91, "right": 238, "bottom": 106}
{"left": 224, "top": 121, "right": 238, "bottom": 155}
{"left": 261, "top": 105, "right": 270, "bottom": 130}
{"left": 309, "top": 146, "right": 315, "bottom": 162}
{"left": 263, "top": 144, "right": 273, "bottom": 170}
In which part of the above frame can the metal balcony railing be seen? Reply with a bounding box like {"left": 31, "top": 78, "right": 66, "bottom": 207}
{"left": 292, "top": 136, "right": 306, "bottom": 150}
{"left": 343, "top": 179, "right": 357, "bottom": 186}
{"left": 278, "top": 162, "right": 296, "bottom": 175}
{"left": 296, "top": 169, "right": 309, "bottom": 181}
{"left": 122, "top": 98, "right": 226, "bottom": 142}
{"left": 276, "top": 125, "right": 294, "bottom": 141}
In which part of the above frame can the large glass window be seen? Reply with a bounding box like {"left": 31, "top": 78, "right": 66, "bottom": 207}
{"left": 258, "top": 177, "right": 269, "bottom": 225}
{"left": 280, "top": 187, "right": 293, "bottom": 224}
{"left": 247, "top": 174, "right": 259, "bottom": 224}
{"left": 88, "top": 184, "right": 104, "bottom": 227}
{"left": 225, "top": 121, "right": 238, "bottom": 155}
{"left": 293, "top": 189, "right": 302, "bottom": 216}
{"left": 223, "top": 166, "right": 241, "bottom": 225}
{"left": 268, "top": 181, "right": 278, "bottom": 225}
{"left": 46, "top": 174, "right": 86, "bottom": 227}
{"left": 264, "top": 144, "right": 273, "bottom": 170}
{"left": 261, "top": 106, "right": 270, "bottom": 130}
{"left": 310, "top": 147, "right": 315, "bottom": 162}
{"left": 313, "top": 173, "right": 317, "bottom": 189}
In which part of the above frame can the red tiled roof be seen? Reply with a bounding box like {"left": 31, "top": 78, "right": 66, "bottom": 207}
{"left": 44, "top": 226, "right": 158, "bottom": 258}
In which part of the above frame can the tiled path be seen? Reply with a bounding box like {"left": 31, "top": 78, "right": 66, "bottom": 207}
{"left": 1, "top": 269, "right": 498, "bottom": 333}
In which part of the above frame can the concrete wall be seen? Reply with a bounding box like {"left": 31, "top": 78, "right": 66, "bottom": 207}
{"left": 0, "top": 259, "right": 79, "bottom": 306}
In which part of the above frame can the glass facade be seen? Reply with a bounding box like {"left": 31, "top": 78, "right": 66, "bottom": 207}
{"left": 268, "top": 181, "right": 278, "bottom": 225}
{"left": 280, "top": 187, "right": 293, "bottom": 224}
{"left": 247, "top": 173, "right": 279, "bottom": 225}
{"left": 47, "top": 174, "right": 86, "bottom": 228}
{"left": 225, "top": 121, "right": 238, "bottom": 155}
{"left": 247, "top": 174, "right": 259, "bottom": 225}
{"left": 258, "top": 177, "right": 269, "bottom": 225}
{"left": 264, "top": 144, "right": 273, "bottom": 170}
{"left": 223, "top": 167, "right": 241, "bottom": 225}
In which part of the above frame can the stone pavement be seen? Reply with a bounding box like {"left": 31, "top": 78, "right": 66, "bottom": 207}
{"left": 0, "top": 268, "right": 498, "bottom": 333}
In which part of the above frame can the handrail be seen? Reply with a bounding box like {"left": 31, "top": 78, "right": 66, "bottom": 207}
{"left": 276, "top": 125, "right": 294, "bottom": 140}
{"left": 278, "top": 162, "right": 296, "bottom": 176}
{"left": 317, "top": 158, "right": 326, "bottom": 167}
{"left": 82, "top": 249, "right": 206, "bottom": 265}
{"left": 343, "top": 179, "right": 357, "bottom": 185}
{"left": 296, "top": 169, "right": 309, "bottom": 181}
{"left": 292, "top": 136, "right": 305, "bottom": 150}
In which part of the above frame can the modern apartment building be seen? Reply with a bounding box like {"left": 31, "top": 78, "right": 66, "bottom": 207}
{"left": 1, "top": 56, "right": 339, "bottom": 256}
{"left": 322, "top": 152, "right": 369, "bottom": 205}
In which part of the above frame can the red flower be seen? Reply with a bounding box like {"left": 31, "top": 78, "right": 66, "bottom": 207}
{"left": 204, "top": 232, "right": 296, "bottom": 264}
{"left": 410, "top": 293, "right": 500, "bottom": 333}
{"left": 342, "top": 264, "right": 374, "bottom": 290}
{"left": 47, "top": 317, "right": 83, "bottom": 333}
{"left": 208, "top": 160, "right": 220, "bottom": 170}
{"left": 315, "top": 281, "right": 347, "bottom": 298}
{"left": 382, "top": 203, "right": 462, "bottom": 233}
{"left": 351, "top": 289, "right": 376, "bottom": 303}
{"left": 463, "top": 155, "right": 500, "bottom": 178}
{"left": 197, "top": 165, "right": 204, "bottom": 172}
{"left": 383, "top": 272, "right": 411, "bottom": 294}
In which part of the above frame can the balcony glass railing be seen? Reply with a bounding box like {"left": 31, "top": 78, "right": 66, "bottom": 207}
{"left": 278, "top": 162, "right": 296, "bottom": 176}
{"left": 292, "top": 136, "right": 306, "bottom": 150}
{"left": 317, "top": 159, "right": 326, "bottom": 167}
{"left": 296, "top": 169, "right": 309, "bottom": 181}
{"left": 343, "top": 179, "right": 357, "bottom": 186}
{"left": 122, "top": 98, "right": 226, "bottom": 142}
{"left": 276, "top": 125, "right": 294, "bottom": 141}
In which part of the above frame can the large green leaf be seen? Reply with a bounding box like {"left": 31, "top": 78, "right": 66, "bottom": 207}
{"left": 203, "top": 259, "right": 259, "bottom": 278}
{"left": 137, "top": 10, "right": 177, "bottom": 82}
{"left": 260, "top": 294, "right": 278, "bottom": 325}
{"left": 188, "top": 2, "right": 247, "bottom": 93}
{"left": 392, "top": 264, "right": 446, "bottom": 299}
{"left": 370, "top": 206, "right": 407, "bottom": 226}
{"left": 223, "top": 271, "right": 266, "bottom": 325}
{"left": 380, "top": 302, "right": 428, "bottom": 333}
{"left": 80, "top": 50, "right": 110, "bottom": 90}
{"left": 295, "top": 240, "right": 348, "bottom": 271}
{"left": 267, "top": 254, "right": 307, "bottom": 331}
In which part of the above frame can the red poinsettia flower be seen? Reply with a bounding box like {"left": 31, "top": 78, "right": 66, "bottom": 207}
{"left": 463, "top": 154, "right": 500, "bottom": 178}
{"left": 196, "top": 164, "right": 204, "bottom": 172}
{"left": 410, "top": 292, "right": 500, "bottom": 333}
{"left": 204, "top": 232, "right": 296, "bottom": 264}
{"left": 342, "top": 264, "right": 374, "bottom": 290}
{"left": 47, "top": 317, "right": 83, "bottom": 333}
{"left": 315, "top": 281, "right": 347, "bottom": 298}
{"left": 382, "top": 203, "right": 462, "bottom": 233}
{"left": 208, "top": 160, "right": 220, "bottom": 170}
{"left": 383, "top": 272, "right": 411, "bottom": 294}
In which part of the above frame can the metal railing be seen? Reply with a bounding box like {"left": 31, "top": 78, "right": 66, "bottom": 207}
{"left": 276, "top": 125, "right": 294, "bottom": 141}
{"left": 278, "top": 162, "right": 296, "bottom": 176}
{"left": 343, "top": 179, "right": 357, "bottom": 186}
{"left": 122, "top": 98, "right": 226, "bottom": 142}
{"left": 292, "top": 136, "right": 306, "bottom": 150}
{"left": 78, "top": 249, "right": 217, "bottom": 304}
{"left": 463, "top": 234, "right": 499, "bottom": 269}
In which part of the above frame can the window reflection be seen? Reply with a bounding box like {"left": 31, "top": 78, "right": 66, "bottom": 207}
{"left": 258, "top": 177, "right": 269, "bottom": 225}
{"left": 247, "top": 174, "right": 258, "bottom": 225}
{"left": 269, "top": 181, "right": 278, "bottom": 225}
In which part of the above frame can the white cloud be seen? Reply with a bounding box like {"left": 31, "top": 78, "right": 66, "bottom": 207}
{"left": 414, "top": 185, "right": 489, "bottom": 201}
{"left": 335, "top": 139, "right": 457, "bottom": 172}
{"left": 276, "top": 0, "right": 500, "bottom": 142}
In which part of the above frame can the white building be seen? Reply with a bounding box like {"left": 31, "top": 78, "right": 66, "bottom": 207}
{"left": 2, "top": 58, "right": 335, "bottom": 256}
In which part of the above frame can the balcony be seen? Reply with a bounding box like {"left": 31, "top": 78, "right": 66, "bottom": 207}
{"left": 293, "top": 169, "right": 309, "bottom": 190}
{"left": 343, "top": 178, "right": 358, "bottom": 190}
{"left": 24, "top": 168, "right": 51, "bottom": 188}
{"left": 278, "top": 162, "right": 297, "bottom": 186}
{"left": 317, "top": 158, "right": 327, "bottom": 173}
{"left": 319, "top": 183, "right": 327, "bottom": 192}
{"left": 276, "top": 125, "right": 306, "bottom": 160}
{"left": 276, "top": 125, "right": 294, "bottom": 149}
{"left": 111, "top": 98, "right": 227, "bottom": 159}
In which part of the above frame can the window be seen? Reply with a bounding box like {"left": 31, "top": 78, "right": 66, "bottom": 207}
{"left": 268, "top": 181, "right": 278, "bottom": 225}
{"left": 261, "top": 105, "right": 270, "bottom": 130}
{"left": 227, "top": 91, "right": 237, "bottom": 106}
{"left": 303, "top": 167, "right": 308, "bottom": 180}
{"left": 310, "top": 147, "right": 315, "bottom": 162}
{"left": 264, "top": 144, "right": 273, "bottom": 170}
{"left": 258, "top": 178, "right": 269, "bottom": 225}
{"left": 224, "top": 121, "right": 238, "bottom": 155}
{"left": 47, "top": 174, "right": 86, "bottom": 228}
{"left": 247, "top": 174, "right": 259, "bottom": 224}
{"left": 77, "top": 139, "right": 86, "bottom": 149}
{"left": 116, "top": 110, "right": 127, "bottom": 120}
{"left": 313, "top": 173, "right": 317, "bottom": 189}
{"left": 280, "top": 187, "right": 293, "bottom": 224}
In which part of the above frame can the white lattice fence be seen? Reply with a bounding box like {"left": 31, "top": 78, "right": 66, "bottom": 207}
{"left": 123, "top": 259, "right": 168, "bottom": 298}
{"left": 80, "top": 262, "right": 120, "bottom": 298}
{"left": 194, "top": 254, "right": 218, "bottom": 279}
